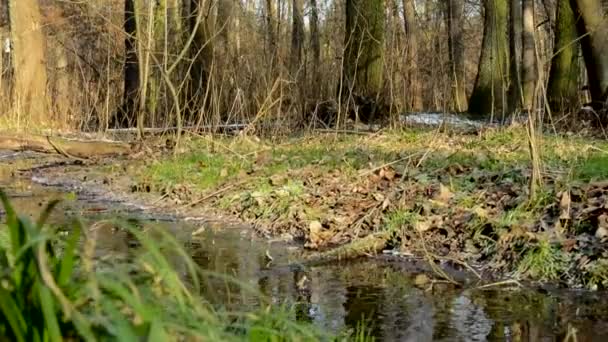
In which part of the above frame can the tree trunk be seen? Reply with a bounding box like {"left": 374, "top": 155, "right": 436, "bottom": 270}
{"left": 217, "top": 0, "right": 233, "bottom": 49}
{"left": 188, "top": 0, "right": 215, "bottom": 122}
{"left": 290, "top": 0, "right": 304, "bottom": 75}
{"left": 310, "top": 0, "right": 320, "bottom": 68}
{"left": 570, "top": 0, "right": 608, "bottom": 110}
{"left": 343, "top": 0, "right": 385, "bottom": 95}
{"left": 8, "top": 0, "right": 48, "bottom": 126}
{"left": 309, "top": 0, "right": 320, "bottom": 98}
{"left": 403, "top": 0, "right": 421, "bottom": 111}
{"left": 265, "top": 0, "right": 277, "bottom": 69}
{"left": 120, "top": 0, "right": 140, "bottom": 128}
{"left": 508, "top": 0, "right": 523, "bottom": 113}
{"left": 547, "top": 0, "right": 580, "bottom": 113}
{"left": 469, "top": 0, "right": 510, "bottom": 118}
{"left": 521, "top": 0, "right": 537, "bottom": 110}
{"left": 343, "top": 0, "right": 385, "bottom": 121}
{"left": 447, "top": 0, "right": 467, "bottom": 112}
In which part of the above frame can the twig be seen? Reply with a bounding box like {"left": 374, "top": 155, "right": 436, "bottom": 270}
{"left": 46, "top": 136, "right": 87, "bottom": 162}
{"left": 359, "top": 152, "right": 423, "bottom": 177}
{"left": 473, "top": 279, "right": 523, "bottom": 290}
{"left": 314, "top": 128, "right": 375, "bottom": 135}
{"left": 181, "top": 181, "right": 244, "bottom": 209}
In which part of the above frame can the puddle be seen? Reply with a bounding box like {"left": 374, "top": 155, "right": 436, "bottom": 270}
{"left": 2, "top": 176, "right": 608, "bottom": 341}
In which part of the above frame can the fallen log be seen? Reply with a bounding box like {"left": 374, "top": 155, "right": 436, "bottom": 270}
{"left": 298, "top": 232, "right": 390, "bottom": 267}
{"left": 0, "top": 134, "right": 131, "bottom": 159}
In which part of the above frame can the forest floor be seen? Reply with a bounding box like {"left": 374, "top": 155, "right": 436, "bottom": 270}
{"left": 6, "top": 125, "right": 608, "bottom": 289}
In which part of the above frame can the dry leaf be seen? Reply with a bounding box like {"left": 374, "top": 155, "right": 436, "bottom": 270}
{"left": 559, "top": 190, "right": 571, "bottom": 220}
{"left": 435, "top": 184, "right": 454, "bottom": 204}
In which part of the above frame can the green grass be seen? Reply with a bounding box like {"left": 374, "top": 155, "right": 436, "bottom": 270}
{"left": 0, "top": 189, "right": 372, "bottom": 340}
{"left": 575, "top": 153, "right": 608, "bottom": 181}
{"left": 517, "top": 239, "right": 569, "bottom": 281}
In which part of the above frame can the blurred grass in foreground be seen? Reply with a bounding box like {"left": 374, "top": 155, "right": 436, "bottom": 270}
{"left": 0, "top": 189, "right": 370, "bottom": 341}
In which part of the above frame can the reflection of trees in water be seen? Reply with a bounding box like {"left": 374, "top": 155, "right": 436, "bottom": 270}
{"left": 450, "top": 293, "right": 492, "bottom": 341}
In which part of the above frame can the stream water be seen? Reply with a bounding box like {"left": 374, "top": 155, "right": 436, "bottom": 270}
{"left": 2, "top": 175, "right": 608, "bottom": 341}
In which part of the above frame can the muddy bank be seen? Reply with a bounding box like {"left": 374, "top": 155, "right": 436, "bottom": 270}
{"left": 4, "top": 170, "right": 608, "bottom": 341}
{"left": 4, "top": 127, "right": 608, "bottom": 290}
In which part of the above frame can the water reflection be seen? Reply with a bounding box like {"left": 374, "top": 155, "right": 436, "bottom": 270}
{"left": 4, "top": 182, "right": 608, "bottom": 341}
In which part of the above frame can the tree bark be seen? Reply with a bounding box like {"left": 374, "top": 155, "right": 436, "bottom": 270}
{"left": 8, "top": 0, "right": 48, "bottom": 126}
{"left": 309, "top": 0, "right": 320, "bottom": 98}
{"left": 119, "top": 0, "right": 140, "bottom": 128}
{"left": 403, "top": 0, "right": 421, "bottom": 111}
{"left": 309, "top": 0, "right": 320, "bottom": 68}
{"left": 469, "top": 0, "right": 510, "bottom": 118}
{"left": 508, "top": 0, "right": 523, "bottom": 113}
{"left": 447, "top": 0, "right": 467, "bottom": 112}
{"left": 522, "top": 0, "right": 537, "bottom": 110}
{"left": 188, "top": 0, "right": 215, "bottom": 122}
{"left": 265, "top": 0, "right": 277, "bottom": 69}
{"left": 290, "top": 0, "right": 304, "bottom": 75}
{"left": 343, "top": 0, "right": 385, "bottom": 121}
{"left": 570, "top": 0, "right": 608, "bottom": 110}
{"left": 547, "top": 0, "right": 580, "bottom": 113}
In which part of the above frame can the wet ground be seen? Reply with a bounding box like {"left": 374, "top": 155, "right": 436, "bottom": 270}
{"left": 2, "top": 153, "right": 608, "bottom": 341}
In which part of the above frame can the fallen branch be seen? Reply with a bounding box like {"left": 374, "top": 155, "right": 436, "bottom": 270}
{"left": 0, "top": 133, "right": 131, "bottom": 159}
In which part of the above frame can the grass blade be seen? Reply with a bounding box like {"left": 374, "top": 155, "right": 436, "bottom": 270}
{"left": 35, "top": 200, "right": 61, "bottom": 231}
{"left": 0, "top": 286, "right": 27, "bottom": 342}
{"left": 58, "top": 220, "right": 81, "bottom": 287}
{"left": 37, "top": 282, "right": 62, "bottom": 342}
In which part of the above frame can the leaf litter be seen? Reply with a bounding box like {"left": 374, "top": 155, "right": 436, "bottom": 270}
{"left": 113, "top": 129, "right": 608, "bottom": 289}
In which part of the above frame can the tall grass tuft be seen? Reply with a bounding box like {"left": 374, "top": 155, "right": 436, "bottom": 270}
{"left": 0, "top": 189, "right": 369, "bottom": 341}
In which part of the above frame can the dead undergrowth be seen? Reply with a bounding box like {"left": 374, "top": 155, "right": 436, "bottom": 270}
{"left": 109, "top": 127, "right": 608, "bottom": 289}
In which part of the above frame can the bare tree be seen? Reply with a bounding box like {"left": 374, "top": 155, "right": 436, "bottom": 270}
{"left": 522, "top": 0, "right": 537, "bottom": 110}
{"left": 447, "top": 0, "right": 467, "bottom": 111}
{"left": 403, "top": 0, "right": 421, "bottom": 111}
{"left": 343, "top": 0, "right": 386, "bottom": 122}
{"left": 570, "top": 0, "right": 608, "bottom": 111}
{"left": 290, "top": 0, "right": 304, "bottom": 75}
{"left": 120, "top": 0, "right": 139, "bottom": 128}
{"left": 469, "top": 0, "right": 510, "bottom": 118}
{"left": 547, "top": 0, "right": 579, "bottom": 113}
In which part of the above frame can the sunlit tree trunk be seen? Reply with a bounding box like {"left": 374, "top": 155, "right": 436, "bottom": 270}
{"left": 403, "top": 0, "right": 421, "bottom": 111}
{"left": 469, "top": 0, "right": 510, "bottom": 118}
{"left": 447, "top": 0, "right": 467, "bottom": 112}
{"left": 8, "top": 0, "right": 48, "bottom": 126}
{"left": 570, "top": 0, "right": 608, "bottom": 110}
{"left": 343, "top": 0, "right": 385, "bottom": 103}
{"left": 522, "top": 0, "right": 537, "bottom": 110}
{"left": 547, "top": 0, "right": 579, "bottom": 113}
{"left": 508, "top": 0, "right": 523, "bottom": 113}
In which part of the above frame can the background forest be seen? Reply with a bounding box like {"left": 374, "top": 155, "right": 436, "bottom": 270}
{"left": 0, "top": 0, "right": 606, "bottom": 133}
